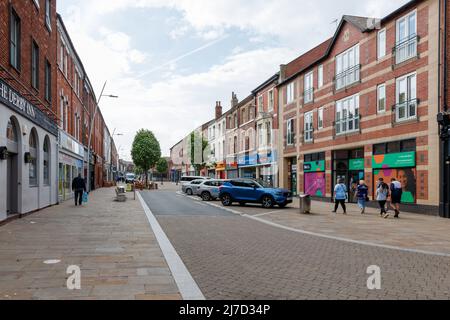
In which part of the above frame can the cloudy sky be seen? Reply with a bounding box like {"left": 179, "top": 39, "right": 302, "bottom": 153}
{"left": 57, "top": 0, "right": 410, "bottom": 160}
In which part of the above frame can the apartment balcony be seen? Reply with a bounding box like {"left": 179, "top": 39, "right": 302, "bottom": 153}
{"left": 393, "top": 35, "right": 418, "bottom": 65}
{"left": 303, "top": 88, "right": 314, "bottom": 104}
{"left": 392, "top": 99, "right": 419, "bottom": 124}
{"left": 335, "top": 65, "right": 361, "bottom": 91}
{"left": 333, "top": 115, "right": 361, "bottom": 137}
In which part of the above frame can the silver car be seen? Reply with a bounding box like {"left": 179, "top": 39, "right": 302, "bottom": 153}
{"left": 196, "top": 179, "right": 229, "bottom": 201}
{"left": 182, "top": 179, "right": 205, "bottom": 195}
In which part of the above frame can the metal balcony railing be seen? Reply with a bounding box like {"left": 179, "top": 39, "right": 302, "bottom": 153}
{"left": 392, "top": 99, "right": 419, "bottom": 123}
{"left": 335, "top": 64, "right": 361, "bottom": 91}
{"left": 303, "top": 88, "right": 314, "bottom": 104}
{"left": 334, "top": 115, "right": 361, "bottom": 136}
{"left": 393, "top": 35, "right": 418, "bottom": 65}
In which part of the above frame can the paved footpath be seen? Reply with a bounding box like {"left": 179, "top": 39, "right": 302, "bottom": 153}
{"left": 0, "top": 188, "right": 181, "bottom": 300}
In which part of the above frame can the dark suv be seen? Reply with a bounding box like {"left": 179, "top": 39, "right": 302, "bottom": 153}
{"left": 219, "top": 179, "right": 293, "bottom": 209}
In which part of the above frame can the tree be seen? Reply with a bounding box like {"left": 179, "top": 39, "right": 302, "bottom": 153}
{"left": 156, "top": 158, "right": 168, "bottom": 184}
{"left": 131, "top": 129, "right": 161, "bottom": 187}
{"left": 189, "top": 131, "right": 209, "bottom": 175}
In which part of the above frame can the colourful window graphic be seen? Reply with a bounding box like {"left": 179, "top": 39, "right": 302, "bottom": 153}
{"left": 372, "top": 152, "right": 415, "bottom": 169}
{"left": 304, "top": 172, "right": 326, "bottom": 197}
{"left": 373, "top": 168, "right": 416, "bottom": 204}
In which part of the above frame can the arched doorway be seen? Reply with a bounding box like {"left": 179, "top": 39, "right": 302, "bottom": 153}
{"left": 6, "top": 117, "right": 20, "bottom": 215}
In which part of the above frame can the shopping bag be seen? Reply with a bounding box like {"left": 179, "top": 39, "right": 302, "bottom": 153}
{"left": 82, "top": 192, "right": 89, "bottom": 203}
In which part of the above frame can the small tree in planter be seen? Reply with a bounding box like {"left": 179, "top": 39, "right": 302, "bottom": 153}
{"left": 131, "top": 129, "right": 161, "bottom": 188}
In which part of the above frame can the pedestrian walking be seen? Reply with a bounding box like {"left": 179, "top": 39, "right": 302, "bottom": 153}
{"left": 356, "top": 180, "right": 369, "bottom": 214}
{"left": 333, "top": 178, "right": 347, "bottom": 214}
{"left": 390, "top": 178, "right": 403, "bottom": 218}
{"left": 72, "top": 174, "right": 86, "bottom": 207}
{"left": 376, "top": 179, "right": 390, "bottom": 218}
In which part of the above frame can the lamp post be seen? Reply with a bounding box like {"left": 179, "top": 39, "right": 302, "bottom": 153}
{"left": 86, "top": 81, "right": 118, "bottom": 192}
{"left": 110, "top": 129, "right": 123, "bottom": 184}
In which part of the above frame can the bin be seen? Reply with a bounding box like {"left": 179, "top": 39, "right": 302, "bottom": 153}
{"left": 299, "top": 194, "right": 311, "bottom": 214}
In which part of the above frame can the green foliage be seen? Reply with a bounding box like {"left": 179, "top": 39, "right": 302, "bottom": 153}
{"left": 156, "top": 158, "right": 168, "bottom": 174}
{"left": 189, "top": 131, "right": 209, "bottom": 172}
{"left": 131, "top": 129, "right": 161, "bottom": 177}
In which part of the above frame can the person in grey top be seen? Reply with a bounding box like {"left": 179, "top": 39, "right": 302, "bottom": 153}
{"left": 376, "top": 178, "right": 390, "bottom": 218}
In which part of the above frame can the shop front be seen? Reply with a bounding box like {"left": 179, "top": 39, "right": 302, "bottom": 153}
{"left": 238, "top": 152, "right": 257, "bottom": 179}
{"left": 58, "top": 131, "right": 85, "bottom": 202}
{"left": 226, "top": 156, "right": 238, "bottom": 179}
{"left": 258, "top": 150, "right": 277, "bottom": 187}
{"left": 287, "top": 157, "right": 297, "bottom": 196}
{"left": 332, "top": 149, "right": 364, "bottom": 202}
{"left": 372, "top": 151, "right": 416, "bottom": 204}
{"left": 304, "top": 158, "right": 326, "bottom": 198}
{"left": 215, "top": 161, "right": 226, "bottom": 179}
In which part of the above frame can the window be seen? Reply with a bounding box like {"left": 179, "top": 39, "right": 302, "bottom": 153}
{"left": 10, "top": 8, "right": 21, "bottom": 70}
{"left": 29, "top": 130, "right": 38, "bottom": 187}
{"left": 234, "top": 114, "right": 238, "bottom": 128}
{"left": 268, "top": 90, "right": 274, "bottom": 111}
{"left": 377, "top": 28, "right": 386, "bottom": 59}
{"left": 45, "top": 60, "right": 51, "bottom": 102}
{"left": 318, "top": 107, "right": 324, "bottom": 129}
{"left": 304, "top": 71, "right": 314, "bottom": 104}
{"left": 335, "top": 94, "right": 360, "bottom": 135}
{"left": 43, "top": 137, "right": 50, "bottom": 185}
{"left": 377, "top": 84, "right": 386, "bottom": 113}
{"left": 33, "top": 0, "right": 40, "bottom": 9}
{"left": 45, "top": 0, "right": 52, "bottom": 30}
{"left": 374, "top": 139, "right": 416, "bottom": 155}
{"left": 266, "top": 122, "right": 272, "bottom": 146}
{"left": 287, "top": 118, "right": 295, "bottom": 145}
{"left": 304, "top": 112, "right": 313, "bottom": 142}
{"left": 31, "top": 41, "right": 39, "bottom": 89}
{"left": 258, "top": 95, "right": 264, "bottom": 113}
{"left": 395, "top": 73, "right": 417, "bottom": 122}
{"left": 335, "top": 44, "right": 360, "bottom": 90}
{"left": 258, "top": 124, "right": 263, "bottom": 147}
{"left": 241, "top": 109, "right": 246, "bottom": 124}
{"left": 6, "top": 118, "right": 18, "bottom": 142}
{"left": 395, "top": 11, "right": 417, "bottom": 64}
{"left": 286, "top": 82, "right": 295, "bottom": 104}
{"left": 318, "top": 65, "right": 324, "bottom": 88}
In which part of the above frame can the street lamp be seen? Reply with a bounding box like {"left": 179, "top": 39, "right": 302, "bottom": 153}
{"left": 86, "top": 81, "right": 118, "bottom": 192}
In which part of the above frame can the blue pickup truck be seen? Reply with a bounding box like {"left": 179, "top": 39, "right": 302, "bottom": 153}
{"left": 219, "top": 179, "right": 293, "bottom": 209}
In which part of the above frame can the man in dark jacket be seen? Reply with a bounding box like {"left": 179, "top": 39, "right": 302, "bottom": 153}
{"left": 72, "top": 174, "right": 86, "bottom": 206}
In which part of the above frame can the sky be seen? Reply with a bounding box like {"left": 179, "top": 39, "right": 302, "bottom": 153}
{"left": 57, "top": 0, "right": 410, "bottom": 160}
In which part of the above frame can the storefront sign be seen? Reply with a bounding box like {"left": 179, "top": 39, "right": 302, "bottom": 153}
{"left": 258, "top": 150, "right": 277, "bottom": 165}
{"left": 0, "top": 79, "right": 58, "bottom": 136}
{"left": 372, "top": 152, "right": 416, "bottom": 169}
{"left": 349, "top": 158, "right": 365, "bottom": 171}
{"left": 215, "top": 162, "right": 226, "bottom": 171}
{"left": 304, "top": 160, "right": 325, "bottom": 172}
{"left": 238, "top": 153, "right": 258, "bottom": 166}
{"left": 59, "top": 131, "right": 84, "bottom": 158}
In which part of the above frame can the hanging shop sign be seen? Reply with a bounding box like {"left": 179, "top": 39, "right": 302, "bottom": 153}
{"left": 349, "top": 158, "right": 365, "bottom": 171}
{"left": 0, "top": 79, "right": 58, "bottom": 136}
{"left": 372, "top": 152, "right": 416, "bottom": 169}
{"left": 304, "top": 160, "right": 325, "bottom": 173}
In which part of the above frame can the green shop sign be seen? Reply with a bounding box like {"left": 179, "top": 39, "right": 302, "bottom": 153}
{"left": 304, "top": 160, "right": 325, "bottom": 172}
{"left": 372, "top": 152, "right": 416, "bottom": 169}
{"left": 349, "top": 158, "right": 365, "bottom": 171}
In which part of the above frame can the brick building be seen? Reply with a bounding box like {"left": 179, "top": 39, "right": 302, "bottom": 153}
{"left": 278, "top": 0, "right": 441, "bottom": 213}
{"left": 0, "top": 0, "right": 59, "bottom": 221}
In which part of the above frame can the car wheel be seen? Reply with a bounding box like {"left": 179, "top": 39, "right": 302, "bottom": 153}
{"left": 201, "top": 192, "right": 211, "bottom": 201}
{"left": 186, "top": 189, "right": 193, "bottom": 196}
{"left": 221, "top": 194, "right": 232, "bottom": 206}
{"left": 262, "top": 196, "right": 274, "bottom": 209}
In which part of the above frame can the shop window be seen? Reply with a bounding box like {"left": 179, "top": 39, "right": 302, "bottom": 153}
{"left": 334, "top": 150, "right": 348, "bottom": 160}
{"left": 350, "top": 148, "right": 364, "bottom": 159}
{"left": 401, "top": 139, "right": 416, "bottom": 152}
{"left": 43, "top": 137, "right": 50, "bottom": 185}
{"left": 304, "top": 154, "right": 312, "bottom": 162}
{"left": 6, "top": 118, "right": 18, "bottom": 142}
{"left": 373, "top": 143, "right": 386, "bottom": 155}
{"left": 29, "top": 129, "right": 38, "bottom": 187}
{"left": 387, "top": 141, "right": 401, "bottom": 154}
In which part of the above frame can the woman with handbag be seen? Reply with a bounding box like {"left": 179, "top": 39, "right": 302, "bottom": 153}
{"left": 356, "top": 180, "right": 369, "bottom": 214}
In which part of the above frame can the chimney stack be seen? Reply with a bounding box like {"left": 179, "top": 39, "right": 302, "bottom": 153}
{"left": 231, "top": 92, "right": 239, "bottom": 108}
{"left": 215, "top": 101, "right": 222, "bottom": 119}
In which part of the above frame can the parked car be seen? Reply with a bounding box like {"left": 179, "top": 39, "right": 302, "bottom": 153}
{"left": 196, "top": 179, "right": 229, "bottom": 201}
{"left": 179, "top": 176, "right": 209, "bottom": 185}
{"left": 219, "top": 179, "right": 293, "bottom": 208}
{"left": 125, "top": 173, "right": 136, "bottom": 184}
{"left": 182, "top": 179, "right": 206, "bottom": 195}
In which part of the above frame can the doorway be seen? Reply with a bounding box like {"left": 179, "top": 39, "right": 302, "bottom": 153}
{"left": 6, "top": 153, "right": 19, "bottom": 215}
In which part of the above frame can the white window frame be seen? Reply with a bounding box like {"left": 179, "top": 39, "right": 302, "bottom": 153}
{"left": 335, "top": 94, "right": 360, "bottom": 135}
{"left": 304, "top": 111, "right": 314, "bottom": 142}
{"left": 268, "top": 89, "right": 274, "bottom": 112}
{"left": 318, "top": 107, "right": 324, "bottom": 130}
{"left": 258, "top": 124, "right": 263, "bottom": 147}
{"left": 395, "top": 10, "right": 417, "bottom": 64}
{"left": 304, "top": 71, "right": 314, "bottom": 104}
{"left": 318, "top": 65, "right": 324, "bottom": 88}
{"left": 33, "top": 0, "right": 40, "bottom": 9}
{"left": 258, "top": 95, "right": 264, "bottom": 113}
{"left": 395, "top": 72, "right": 417, "bottom": 122}
{"left": 45, "top": 0, "right": 52, "bottom": 31}
{"left": 287, "top": 118, "right": 295, "bottom": 145}
{"left": 335, "top": 44, "right": 360, "bottom": 90}
{"left": 377, "top": 28, "right": 386, "bottom": 59}
{"left": 286, "top": 82, "right": 295, "bottom": 104}
{"left": 266, "top": 121, "right": 272, "bottom": 147}
{"left": 377, "top": 84, "right": 386, "bottom": 113}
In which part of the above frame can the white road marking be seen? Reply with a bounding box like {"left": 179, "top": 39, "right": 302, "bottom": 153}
{"left": 137, "top": 192, "right": 205, "bottom": 300}
{"left": 253, "top": 210, "right": 280, "bottom": 217}
{"left": 244, "top": 214, "right": 450, "bottom": 258}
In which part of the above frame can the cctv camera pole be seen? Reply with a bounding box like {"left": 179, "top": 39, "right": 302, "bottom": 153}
{"left": 86, "top": 81, "right": 107, "bottom": 193}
